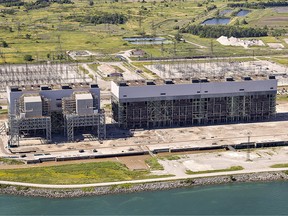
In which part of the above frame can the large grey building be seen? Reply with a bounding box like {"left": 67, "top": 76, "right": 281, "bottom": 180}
{"left": 7, "top": 83, "right": 105, "bottom": 147}
{"left": 111, "top": 75, "right": 277, "bottom": 129}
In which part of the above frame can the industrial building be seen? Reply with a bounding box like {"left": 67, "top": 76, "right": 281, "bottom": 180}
{"left": 111, "top": 75, "right": 277, "bottom": 129}
{"left": 7, "top": 83, "right": 105, "bottom": 147}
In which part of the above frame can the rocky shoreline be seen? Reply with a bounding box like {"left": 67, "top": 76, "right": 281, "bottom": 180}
{"left": 0, "top": 171, "right": 288, "bottom": 198}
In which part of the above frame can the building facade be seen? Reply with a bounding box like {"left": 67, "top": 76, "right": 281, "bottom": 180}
{"left": 111, "top": 76, "right": 277, "bottom": 129}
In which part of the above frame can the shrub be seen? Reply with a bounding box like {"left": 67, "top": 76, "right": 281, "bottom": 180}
{"left": 24, "top": 54, "right": 33, "bottom": 61}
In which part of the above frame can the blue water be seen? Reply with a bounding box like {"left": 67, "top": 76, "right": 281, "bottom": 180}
{"left": 202, "top": 18, "right": 230, "bottom": 25}
{"left": 123, "top": 37, "right": 172, "bottom": 45}
{"left": 236, "top": 10, "right": 251, "bottom": 17}
{"left": 1, "top": 181, "right": 288, "bottom": 215}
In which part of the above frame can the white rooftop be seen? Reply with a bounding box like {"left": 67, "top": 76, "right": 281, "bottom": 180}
{"left": 75, "top": 93, "right": 93, "bottom": 100}
{"left": 23, "top": 96, "right": 42, "bottom": 103}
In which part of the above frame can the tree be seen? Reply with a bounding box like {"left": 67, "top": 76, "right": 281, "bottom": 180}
{"left": 241, "top": 19, "right": 248, "bottom": 25}
{"left": 1, "top": 41, "right": 8, "bottom": 48}
{"left": 25, "top": 34, "right": 31, "bottom": 39}
{"left": 234, "top": 19, "right": 239, "bottom": 26}
{"left": 89, "top": 0, "right": 94, "bottom": 6}
{"left": 24, "top": 54, "right": 33, "bottom": 61}
{"left": 175, "top": 32, "right": 182, "bottom": 42}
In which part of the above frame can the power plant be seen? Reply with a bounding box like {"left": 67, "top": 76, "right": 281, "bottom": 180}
{"left": 7, "top": 83, "right": 106, "bottom": 147}
{"left": 111, "top": 75, "right": 277, "bottom": 129}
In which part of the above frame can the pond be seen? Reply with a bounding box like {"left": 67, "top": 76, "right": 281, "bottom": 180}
{"left": 273, "top": 6, "right": 288, "bottom": 13}
{"left": 202, "top": 18, "right": 230, "bottom": 25}
{"left": 236, "top": 10, "right": 250, "bottom": 17}
{"left": 123, "top": 37, "right": 172, "bottom": 45}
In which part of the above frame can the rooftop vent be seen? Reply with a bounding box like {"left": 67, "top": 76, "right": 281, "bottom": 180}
{"left": 61, "top": 84, "right": 72, "bottom": 89}
{"left": 10, "top": 87, "right": 20, "bottom": 92}
{"left": 268, "top": 75, "right": 276, "bottom": 80}
{"left": 40, "top": 85, "right": 51, "bottom": 91}
{"left": 146, "top": 80, "right": 155, "bottom": 85}
{"left": 192, "top": 79, "right": 200, "bottom": 83}
{"left": 226, "top": 77, "right": 234, "bottom": 82}
{"left": 90, "top": 84, "right": 99, "bottom": 88}
{"left": 119, "top": 82, "right": 128, "bottom": 87}
{"left": 200, "top": 78, "right": 209, "bottom": 83}
{"left": 164, "top": 79, "right": 174, "bottom": 85}
{"left": 243, "top": 76, "right": 252, "bottom": 81}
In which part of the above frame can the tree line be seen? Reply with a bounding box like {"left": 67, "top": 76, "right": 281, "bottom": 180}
{"left": 227, "top": 1, "right": 288, "bottom": 9}
{"left": 181, "top": 25, "right": 268, "bottom": 38}
{"left": 74, "top": 13, "right": 128, "bottom": 25}
{"left": 0, "top": 0, "right": 73, "bottom": 8}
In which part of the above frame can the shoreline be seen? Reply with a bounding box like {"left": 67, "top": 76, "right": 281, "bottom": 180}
{"left": 0, "top": 171, "right": 288, "bottom": 198}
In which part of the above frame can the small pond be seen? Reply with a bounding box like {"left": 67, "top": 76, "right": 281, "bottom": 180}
{"left": 236, "top": 10, "right": 250, "bottom": 17}
{"left": 273, "top": 6, "right": 288, "bottom": 13}
{"left": 123, "top": 37, "right": 172, "bottom": 45}
{"left": 202, "top": 18, "right": 230, "bottom": 25}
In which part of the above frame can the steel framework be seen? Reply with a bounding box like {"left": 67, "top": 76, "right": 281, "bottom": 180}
{"left": 62, "top": 92, "right": 105, "bottom": 142}
{"left": 64, "top": 112, "right": 106, "bottom": 142}
{"left": 8, "top": 114, "right": 51, "bottom": 147}
{"left": 8, "top": 95, "right": 52, "bottom": 147}
{"left": 112, "top": 93, "right": 276, "bottom": 129}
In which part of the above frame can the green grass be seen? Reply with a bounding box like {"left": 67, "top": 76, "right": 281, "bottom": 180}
{"left": 270, "top": 57, "right": 288, "bottom": 66}
{"left": 0, "top": 161, "right": 169, "bottom": 184}
{"left": 145, "top": 157, "right": 164, "bottom": 170}
{"left": 270, "top": 164, "right": 288, "bottom": 168}
{"left": 185, "top": 166, "right": 244, "bottom": 175}
{"left": 0, "top": 0, "right": 287, "bottom": 64}
{"left": 160, "top": 155, "right": 181, "bottom": 161}
{"left": 0, "top": 109, "right": 8, "bottom": 115}
{"left": 79, "top": 66, "right": 89, "bottom": 74}
{"left": 0, "top": 158, "right": 25, "bottom": 165}
{"left": 277, "top": 95, "right": 288, "bottom": 101}
{"left": 88, "top": 63, "right": 100, "bottom": 72}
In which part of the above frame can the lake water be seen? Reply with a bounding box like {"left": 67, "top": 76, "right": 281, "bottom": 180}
{"left": 236, "top": 10, "right": 251, "bottom": 17}
{"left": 1, "top": 181, "right": 288, "bottom": 215}
{"left": 123, "top": 37, "right": 172, "bottom": 45}
{"left": 202, "top": 18, "right": 230, "bottom": 25}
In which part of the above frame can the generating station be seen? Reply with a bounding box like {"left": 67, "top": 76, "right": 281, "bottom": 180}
{"left": 111, "top": 75, "right": 277, "bottom": 129}
{"left": 7, "top": 83, "right": 106, "bottom": 147}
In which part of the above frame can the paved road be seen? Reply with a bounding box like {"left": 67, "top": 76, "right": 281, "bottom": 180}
{"left": 0, "top": 168, "right": 287, "bottom": 189}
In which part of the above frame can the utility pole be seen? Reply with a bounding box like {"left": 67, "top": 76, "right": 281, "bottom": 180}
{"left": 246, "top": 132, "right": 251, "bottom": 161}
{"left": 138, "top": 9, "right": 142, "bottom": 31}
{"left": 151, "top": 20, "right": 156, "bottom": 37}
{"left": 173, "top": 41, "right": 176, "bottom": 57}
{"left": 161, "top": 42, "right": 164, "bottom": 56}
{"left": 210, "top": 40, "right": 214, "bottom": 56}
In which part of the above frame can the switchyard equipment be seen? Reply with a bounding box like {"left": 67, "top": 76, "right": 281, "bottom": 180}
{"left": 7, "top": 83, "right": 105, "bottom": 147}
{"left": 111, "top": 75, "right": 277, "bottom": 129}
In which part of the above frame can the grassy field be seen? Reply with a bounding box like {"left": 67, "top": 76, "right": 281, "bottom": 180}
{"left": 270, "top": 163, "right": 288, "bottom": 168}
{"left": 145, "top": 157, "right": 164, "bottom": 170}
{"left": 186, "top": 166, "right": 244, "bottom": 175}
{"left": 159, "top": 155, "right": 182, "bottom": 161}
{"left": 276, "top": 95, "right": 288, "bottom": 101}
{"left": 0, "top": 109, "right": 8, "bottom": 115}
{"left": 0, "top": 161, "right": 171, "bottom": 184}
{"left": 0, "top": 0, "right": 287, "bottom": 63}
{"left": 0, "top": 158, "right": 25, "bottom": 165}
